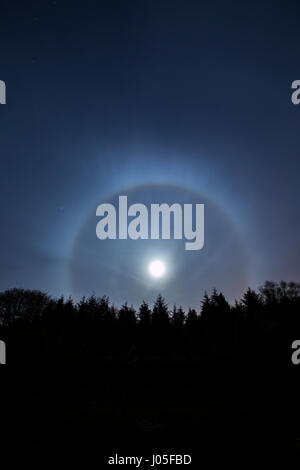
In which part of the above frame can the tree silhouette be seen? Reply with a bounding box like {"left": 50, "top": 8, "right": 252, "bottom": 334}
{"left": 152, "top": 294, "right": 170, "bottom": 354}
{"left": 118, "top": 303, "right": 136, "bottom": 353}
{"left": 0, "top": 281, "right": 299, "bottom": 366}
{"left": 138, "top": 300, "right": 151, "bottom": 328}
{"left": 0, "top": 288, "right": 50, "bottom": 327}
{"left": 137, "top": 300, "right": 152, "bottom": 357}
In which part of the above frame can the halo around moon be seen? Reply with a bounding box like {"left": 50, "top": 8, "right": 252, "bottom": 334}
{"left": 68, "top": 183, "right": 249, "bottom": 309}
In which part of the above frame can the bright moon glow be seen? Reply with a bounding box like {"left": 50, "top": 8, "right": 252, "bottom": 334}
{"left": 148, "top": 259, "right": 166, "bottom": 278}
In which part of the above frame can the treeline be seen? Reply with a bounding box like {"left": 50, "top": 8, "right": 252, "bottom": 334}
{"left": 0, "top": 281, "right": 300, "bottom": 363}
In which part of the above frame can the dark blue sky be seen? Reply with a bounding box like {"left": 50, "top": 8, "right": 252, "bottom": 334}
{"left": 0, "top": 0, "right": 300, "bottom": 308}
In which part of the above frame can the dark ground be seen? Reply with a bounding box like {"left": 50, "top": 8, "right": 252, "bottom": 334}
{"left": 1, "top": 357, "right": 299, "bottom": 451}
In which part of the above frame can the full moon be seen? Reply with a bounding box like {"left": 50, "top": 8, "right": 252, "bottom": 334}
{"left": 148, "top": 259, "right": 166, "bottom": 278}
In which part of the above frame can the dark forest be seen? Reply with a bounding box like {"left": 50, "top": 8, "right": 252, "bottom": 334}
{"left": 1, "top": 281, "right": 300, "bottom": 449}
{"left": 0, "top": 280, "right": 299, "bottom": 365}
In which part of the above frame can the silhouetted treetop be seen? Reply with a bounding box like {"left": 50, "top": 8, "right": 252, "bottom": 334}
{"left": 0, "top": 281, "right": 299, "bottom": 362}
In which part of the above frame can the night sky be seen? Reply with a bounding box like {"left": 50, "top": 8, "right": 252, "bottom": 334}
{"left": 1, "top": 0, "right": 300, "bottom": 309}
